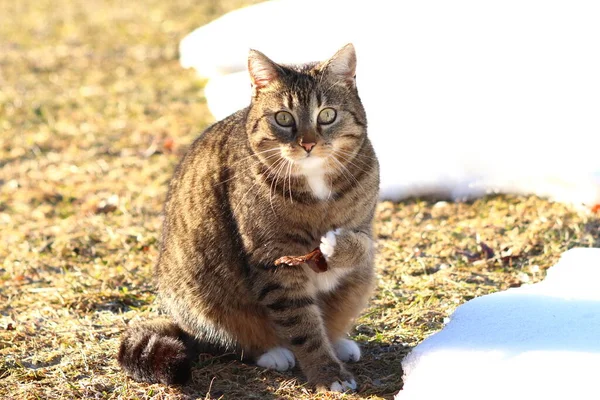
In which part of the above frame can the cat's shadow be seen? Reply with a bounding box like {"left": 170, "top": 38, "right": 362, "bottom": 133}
{"left": 181, "top": 352, "right": 283, "bottom": 399}
{"left": 180, "top": 341, "right": 409, "bottom": 399}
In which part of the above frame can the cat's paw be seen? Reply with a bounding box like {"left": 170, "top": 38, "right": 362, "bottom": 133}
{"left": 330, "top": 379, "right": 358, "bottom": 392}
{"left": 334, "top": 338, "right": 361, "bottom": 362}
{"left": 313, "top": 363, "right": 357, "bottom": 393}
{"left": 256, "top": 347, "right": 295, "bottom": 372}
{"left": 320, "top": 229, "right": 341, "bottom": 260}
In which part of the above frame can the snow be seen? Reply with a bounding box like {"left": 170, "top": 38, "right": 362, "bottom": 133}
{"left": 179, "top": 0, "right": 600, "bottom": 206}
{"left": 398, "top": 247, "right": 600, "bottom": 400}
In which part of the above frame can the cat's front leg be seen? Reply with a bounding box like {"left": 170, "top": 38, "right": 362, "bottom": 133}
{"left": 254, "top": 270, "right": 357, "bottom": 392}
{"left": 319, "top": 228, "right": 374, "bottom": 270}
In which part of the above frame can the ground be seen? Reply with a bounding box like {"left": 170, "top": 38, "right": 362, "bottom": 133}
{"left": 1, "top": 1, "right": 599, "bottom": 399}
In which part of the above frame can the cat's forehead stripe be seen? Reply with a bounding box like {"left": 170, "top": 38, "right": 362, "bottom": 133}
{"left": 294, "top": 89, "right": 312, "bottom": 107}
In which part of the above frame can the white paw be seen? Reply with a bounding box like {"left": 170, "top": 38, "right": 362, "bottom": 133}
{"left": 330, "top": 379, "right": 357, "bottom": 392}
{"left": 256, "top": 347, "right": 295, "bottom": 372}
{"left": 334, "top": 338, "right": 361, "bottom": 362}
{"left": 320, "top": 229, "right": 341, "bottom": 260}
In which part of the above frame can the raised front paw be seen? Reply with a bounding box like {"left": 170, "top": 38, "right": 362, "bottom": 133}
{"left": 320, "top": 229, "right": 341, "bottom": 261}
{"left": 319, "top": 228, "right": 374, "bottom": 269}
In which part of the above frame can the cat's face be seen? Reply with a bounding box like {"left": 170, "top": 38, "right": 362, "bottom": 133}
{"left": 246, "top": 45, "right": 367, "bottom": 178}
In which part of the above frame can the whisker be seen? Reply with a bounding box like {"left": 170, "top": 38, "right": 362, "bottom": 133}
{"left": 223, "top": 148, "right": 281, "bottom": 174}
{"left": 217, "top": 151, "right": 281, "bottom": 186}
{"left": 330, "top": 154, "right": 365, "bottom": 193}
{"left": 230, "top": 147, "right": 281, "bottom": 167}
{"left": 231, "top": 155, "right": 286, "bottom": 215}
{"left": 283, "top": 160, "right": 288, "bottom": 203}
{"left": 334, "top": 148, "right": 378, "bottom": 164}
{"left": 333, "top": 150, "right": 374, "bottom": 166}
{"left": 282, "top": 159, "right": 289, "bottom": 202}
{"left": 274, "top": 157, "right": 288, "bottom": 206}
{"left": 333, "top": 150, "right": 371, "bottom": 177}
{"left": 287, "top": 160, "right": 294, "bottom": 204}
{"left": 269, "top": 157, "right": 288, "bottom": 213}
{"left": 328, "top": 159, "right": 354, "bottom": 190}
{"left": 231, "top": 179, "right": 262, "bottom": 215}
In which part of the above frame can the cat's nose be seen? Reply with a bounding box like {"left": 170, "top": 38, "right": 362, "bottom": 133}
{"left": 299, "top": 141, "right": 316, "bottom": 153}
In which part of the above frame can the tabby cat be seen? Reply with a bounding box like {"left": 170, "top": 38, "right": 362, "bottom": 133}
{"left": 118, "top": 43, "right": 380, "bottom": 392}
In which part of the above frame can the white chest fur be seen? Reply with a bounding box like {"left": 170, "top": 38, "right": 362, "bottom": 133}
{"left": 297, "top": 157, "right": 330, "bottom": 200}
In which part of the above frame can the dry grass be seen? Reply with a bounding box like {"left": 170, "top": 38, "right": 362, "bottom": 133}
{"left": 1, "top": 1, "right": 599, "bottom": 399}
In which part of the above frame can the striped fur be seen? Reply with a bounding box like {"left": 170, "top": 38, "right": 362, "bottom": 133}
{"left": 118, "top": 44, "right": 379, "bottom": 391}
{"left": 117, "top": 319, "right": 193, "bottom": 385}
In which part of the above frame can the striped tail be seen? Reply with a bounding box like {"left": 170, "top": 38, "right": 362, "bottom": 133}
{"left": 118, "top": 318, "right": 196, "bottom": 385}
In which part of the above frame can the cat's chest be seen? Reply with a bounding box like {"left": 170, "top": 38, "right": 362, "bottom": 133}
{"left": 297, "top": 157, "right": 330, "bottom": 200}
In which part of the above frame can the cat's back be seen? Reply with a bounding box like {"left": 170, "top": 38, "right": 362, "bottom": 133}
{"left": 159, "top": 109, "right": 250, "bottom": 266}
{"left": 172, "top": 109, "right": 248, "bottom": 183}
{"left": 163, "top": 109, "right": 251, "bottom": 214}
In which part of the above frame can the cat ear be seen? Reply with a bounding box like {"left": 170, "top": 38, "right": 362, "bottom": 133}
{"left": 248, "top": 49, "right": 281, "bottom": 96}
{"left": 320, "top": 43, "right": 357, "bottom": 86}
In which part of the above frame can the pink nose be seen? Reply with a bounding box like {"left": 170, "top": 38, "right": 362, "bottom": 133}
{"left": 300, "top": 142, "right": 316, "bottom": 153}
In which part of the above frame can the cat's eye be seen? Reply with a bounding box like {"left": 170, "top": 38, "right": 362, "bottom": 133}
{"left": 274, "top": 111, "right": 295, "bottom": 127}
{"left": 317, "top": 108, "right": 337, "bottom": 125}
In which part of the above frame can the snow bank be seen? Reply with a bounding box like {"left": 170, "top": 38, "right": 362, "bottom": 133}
{"left": 398, "top": 248, "right": 600, "bottom": 400}
{"left": 180, "top": 0, "right": 600, "bottom": 206}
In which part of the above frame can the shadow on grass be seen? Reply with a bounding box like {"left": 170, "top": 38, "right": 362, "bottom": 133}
{"left": 183, "top": 354, "right": 293, "bottom": 399}
{"left": 167, "top": 340, "right": 410, "bottom": 399}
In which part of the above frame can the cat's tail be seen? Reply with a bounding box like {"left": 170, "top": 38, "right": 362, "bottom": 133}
{"left": 117, "top": 318, "right": 198, "bottom": 385}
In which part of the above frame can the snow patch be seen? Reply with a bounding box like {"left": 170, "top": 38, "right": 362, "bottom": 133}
{"left": 398, "top": 248, "right": 600, "bottom": 400}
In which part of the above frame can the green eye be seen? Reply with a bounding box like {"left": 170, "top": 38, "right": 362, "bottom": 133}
{"left": 275, "top": 111, "right": 294, "bottom": 127}
{"left": 317, "top": 108, "right": 337, "bottom": 125}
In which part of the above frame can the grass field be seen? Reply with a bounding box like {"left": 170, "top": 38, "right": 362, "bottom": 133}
{"left": 1, "top": 1, "right": 599, "bottom": 399}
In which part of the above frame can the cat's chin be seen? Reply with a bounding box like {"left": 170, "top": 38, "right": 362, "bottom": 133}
{"left": 293, "top": 155, "right": 326, "bottom": 174}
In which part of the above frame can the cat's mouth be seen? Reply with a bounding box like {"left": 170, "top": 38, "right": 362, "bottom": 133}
{"left": 296, "top": 155, "right": 324, "bottom": 167}
{"left": 285, "top": 143, "right": 331, "bottom": 161}
{"left": 290, "top": 154, "right": 331, "bottom": 177}
{"left": 279, "top": 143, "right": 334, "bottom": 175}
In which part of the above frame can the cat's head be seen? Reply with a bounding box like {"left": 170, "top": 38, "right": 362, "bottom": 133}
{"left": 245, "top": 44, "right": 367, "bottom": 177}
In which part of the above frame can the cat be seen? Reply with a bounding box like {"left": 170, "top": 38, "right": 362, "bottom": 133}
{"left": 118, "top": 43, "right": 380, "bottom": 392}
